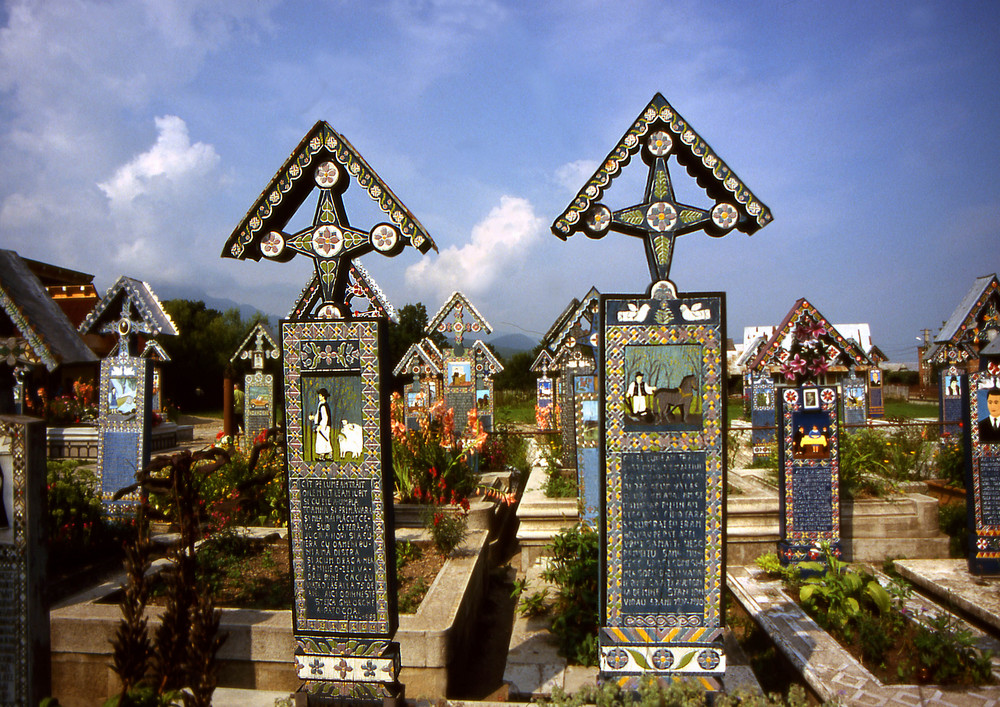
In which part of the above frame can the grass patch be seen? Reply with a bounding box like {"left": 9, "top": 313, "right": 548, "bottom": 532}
{"left": 884, "top": 400, "right": 938, "bottom": 419}
{"left": 495, "top": 389, "right": 536, "bottom": 425}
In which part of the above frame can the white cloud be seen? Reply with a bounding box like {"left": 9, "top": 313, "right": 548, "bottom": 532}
{"left": 98, "top": 115, "right": 219, "bottom": 205}
{"left": 405, "top": 195, "right": 544, "bottom": 300}
{"left": 555, "top": 159, "right": 598, "bottom": 192}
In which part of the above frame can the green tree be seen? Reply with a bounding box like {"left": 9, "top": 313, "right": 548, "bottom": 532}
{"left": 387, "top": 303, "right": 447, "bottom": 392}
{"left": 494, "top": 350, "right": 536, "bottom": 391}
{"left": 160, "top": 300, "right": 266, "bottom": 413}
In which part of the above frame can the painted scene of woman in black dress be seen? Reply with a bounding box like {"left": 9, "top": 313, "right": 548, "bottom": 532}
{"left": 300, "top": 374, "right": 364, "bottom": 463}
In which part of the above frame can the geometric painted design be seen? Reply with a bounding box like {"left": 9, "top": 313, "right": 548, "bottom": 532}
{"left": 295, "top": 653, "right": 399, "bottom": 683}
{"left": 600, "top": 291, "right": 726, "bottom": 684}
{"left": 552, "top": 93, "right": 771, "bottom": 289}
{"left": 777, "top": 386, "right": 841, "bottom": 565}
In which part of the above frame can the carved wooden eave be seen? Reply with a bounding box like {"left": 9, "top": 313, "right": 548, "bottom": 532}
{"left": 0, "top": 250, "right": 97, "bottom": 371}
{"left": 426, "top": 291, "right": 492, "bottom": 346}
{"left": 549, "top": 287, "right": 600, "bottom": 354}
{"left": 551, "top": 93, "right": 772, "bottom": 241}
{"left": 229, "top": 321, "right": 279, "bottom": 366}
{"left": 929, "top": 274, "right": 1000, "bottom": 365}
{"left": 530, "top": 349, "right": 554, "bottom": 374}
{"left": 140, "top": 339, "right": 171, "bottom": 363}
{"left": 392, "top": 340, "right": 443, "bottom": 378}
{"left": 288, "top": 261, "right": 398, "bottom": 322}
{"left": 78, "top": 276, "right": 178, "bottom": 338}
{"left": 472, "top": 339, "right": 504, "bottom": 375}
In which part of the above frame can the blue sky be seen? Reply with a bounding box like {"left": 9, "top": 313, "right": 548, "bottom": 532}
{"left": 1, "top": 1, "right": 998, "bottom": 363}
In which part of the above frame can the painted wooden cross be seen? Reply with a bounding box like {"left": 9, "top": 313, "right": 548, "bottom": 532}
{"left": 222, "top": 121, "right": 437, "bottom": 317}
{"left": 101, "top": 300, "right": 150, "bottom": 358}
{"left": 426, "top": 291, "right": 492, "bottom": 349}
{"left": 552, "top": 93, "right": 772, "bottom": 291}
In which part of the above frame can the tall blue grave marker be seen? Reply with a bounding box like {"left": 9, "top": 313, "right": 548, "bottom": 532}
{"left": 552, "top": 93, "right": 771, "bottom": 690}
{"left": 221, "top": 121, "right": 436, "bottom": 703}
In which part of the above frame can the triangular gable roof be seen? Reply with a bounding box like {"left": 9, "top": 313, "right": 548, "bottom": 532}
{"left": 140, "top": 339, "right": 171, "bottom": 363}
{"left": 551, "top": 93, "right": 772, "bottom": 241}
{"left": 78, "top": 276, "right": 178, "bottom": 337}
{"left": 749, "top": 298, "right": 871, "bottom": 372}
{"left": 392, "top": 340, "right": 443, "bottom": 377}
{"left": 530, "top": 349, "right": 554, "bottom": 374}
{"left": 736, "top": 334, "right": 769, "bottom": 368}
{"left": 472, "top": 339, "right": 504, "bottom": 375}
{"left": 221, "top": 120, "right": 436, "bottom": 261}
{"left": 426, "top": 291, "right": 492, "bottom": 345}
{"left": 935, "top": 274, "right": 999, "bottom": 347}
{"left": 287, "top": 261, "right": 398, "bottom": 322}
{"left": 230, "top": 321, "right": 279, "bottom": 365}
{"left": 542, "top": 297, "right": 581, "bottom": 348}
{"left": 550, "top": 287, "right": 600, "bottom": 352}
{"left": 0, "top": 250, "right": 97, "bottom": 371}
{"left": 981, "top": 336, "right": 1000, "bottom": 357}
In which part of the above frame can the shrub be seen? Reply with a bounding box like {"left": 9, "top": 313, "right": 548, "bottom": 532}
{"left": 391, "top": 394, "right": 481, "bottom": 505}
{"left": 46, "top": 460, "right": 110, "bottom": 552}
{"left": 422, "top": 507, "right": 468, "bottom": 556}
{"left": 541, "top": 523, "right": 599, "bottom": 665}
{"left": 934, "top": 434, "right": 965, "bottom": 487}
{"left": 914, "top": 612, "right": 993, "bottom": 684}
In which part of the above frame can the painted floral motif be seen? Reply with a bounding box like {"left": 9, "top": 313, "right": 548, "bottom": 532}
{"left": 261, "top": 231, "right": 285, "bottom": 258}
{"left": 312, "top": 225, "right": 343, "bottom": 258}
{"left": 647, "top": 130, "right": 672, "bottom": 156}
{"left": 783, "top": 389, "right": 799, "bottom": 405}
{"left": 651, "top": 648, "right": 674, "bottom": 669}
{"left": 371, "top": 224, "right": 398, "bottom": 252}
{"left": 820, "top": 388, "right": 836, "bottom": 404}
{"left": 646, "top": 202, "right": 677, "bottom": 232}
{"left": 711, "top": 203, "right": 738, "bottom": 229}
{"left": 697, "top": 649, "right": 720, "bottom": 670}
{"left": 586, "top": 204, "right": 612, "bottom": 233}
{"left": 605, "top": 647, "right": 629, "bottom": 669}
{"left": 314, "top": 161, "right": 339, "bottom": 188}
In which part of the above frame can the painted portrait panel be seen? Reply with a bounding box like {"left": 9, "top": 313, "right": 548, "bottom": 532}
{"left": 792, "top": 410, "right": 832, "bottom": 460}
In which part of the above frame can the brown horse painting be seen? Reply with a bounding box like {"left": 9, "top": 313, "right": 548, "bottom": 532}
{"left": 652, "top": 374, "right": 697, "bottom": 424}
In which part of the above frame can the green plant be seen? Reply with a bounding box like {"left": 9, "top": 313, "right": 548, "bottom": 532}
{"left": 755, "top": 551, "right": 800, "bottom": 583}
{"left": 480, "top": 424, "right": 529, "bottom": 473}
{"left": 934, "top": 434, "right": 965, "bottom": 486}
{"left": 396, "top": 539, "right": 422, "bottom": 570}
{"left": 797, "top": 545, "right": 891, "bottom": 632}
{"left": 913, "top": 612, "right": 994, "bottom": 684}
{"left": 540, "top": 523, "right": 599, "bottom": 665}
{"left": 517, "top": 588, "right": 550, "bottom": 617}
{"left": 398, "top": 577, "right": 429, "bottom": 614}
{"left": 46, "top": 459, "right": 105, "bottom": 548}
{"left": 422, "top": 507, "right": 468, "bottom": 556}
{"left": 510, "top": 577, "right": 527, "bottom": 600}
{"left": 542, "top": 676, "right": 819, "bottom": 706}
{"left": 838, "top": 429, "right": 899, "bottom": 498}
{"left": 390, "top": 394, "right": 481, "bottom": 505}
{"left": 110, "top": 448, "right": 232, "bottom": 707}
{"left": 540, "top": 434, "right": 577, "bottom": 498}
{"left": 747, "top": 444, "right": 777, "bottom": 469}
{"left": 938, "top": 502, "right": 969, "bottom": 558}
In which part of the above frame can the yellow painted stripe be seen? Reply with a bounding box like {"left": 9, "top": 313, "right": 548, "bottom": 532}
{"left": 637, "top": 628, "right": 651, "bottom": 642}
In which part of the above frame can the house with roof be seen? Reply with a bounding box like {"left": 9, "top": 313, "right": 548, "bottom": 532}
{"left": 0, "top": 250, "right": 98, "bottom": 414}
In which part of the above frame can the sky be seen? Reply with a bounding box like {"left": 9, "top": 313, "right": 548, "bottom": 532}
{"left": 1, "top": 1, "right": 998, "bottom": 364}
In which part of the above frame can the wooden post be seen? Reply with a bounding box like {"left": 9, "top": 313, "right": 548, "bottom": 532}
{"left": 223, "top": 375, "right": 234, "bottom": 437}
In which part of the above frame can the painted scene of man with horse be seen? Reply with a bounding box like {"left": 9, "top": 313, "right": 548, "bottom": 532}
{"left": 622, "top": 344, "right": 703, "bottom": 432}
